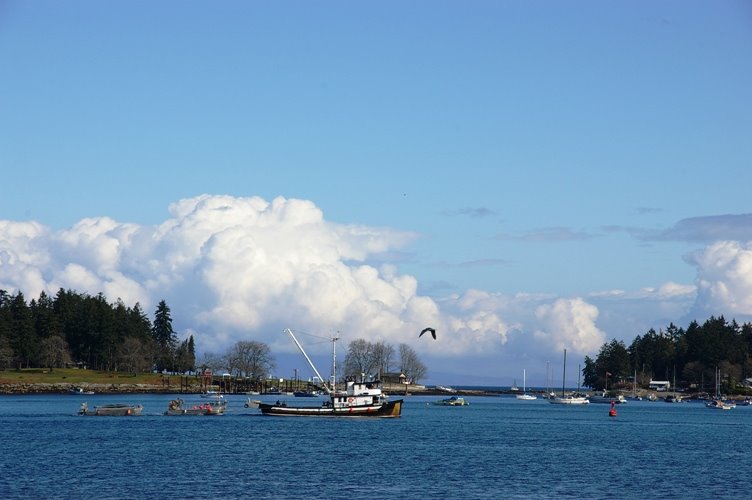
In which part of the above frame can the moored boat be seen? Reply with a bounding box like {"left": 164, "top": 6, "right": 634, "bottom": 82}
{"left": 434, "top": 396, "right": 469, "bottom": 406}
{"left": 69, "top": 386, "right": 95, "bottom": 395}
{"left": 515, "top": 369, "right": 537, "bottom": 400}
{"left": 705, "top": 399, "right": 734, "bottom": 410}
{"left": 588, "top": 392, "right": 628, "bottom": 404}
{"left": 165, "top": 398, "right": 227, "bottom": 416}
{"left": 79, "top": 402, "right": 143, "bottom": 416}
{"left": 293, "top": 390, "right": 320, "bottom": 397}
{"left": 549, "top": 395, "right": 590, "bottom": 405}
{"left": 548, "top": 349, "right": 589, "bottom": 405}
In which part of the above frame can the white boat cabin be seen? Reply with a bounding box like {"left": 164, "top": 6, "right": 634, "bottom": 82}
{"left": 330, "top": 380, "right": 388, "bottom": 409}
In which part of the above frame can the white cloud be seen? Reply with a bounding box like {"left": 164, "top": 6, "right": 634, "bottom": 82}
{"left": 4, "top": 195, "right": 751, "bottom": 383}
{"left": 685, "top": 241, "right": 752, "bottom": 319}
{"left": 533, "top": 298, "right": 606, "bottom": 354}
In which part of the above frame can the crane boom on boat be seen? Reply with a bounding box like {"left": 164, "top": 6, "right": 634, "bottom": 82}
{"left": 283, "top": 328, "right": 337, "bottom": 395}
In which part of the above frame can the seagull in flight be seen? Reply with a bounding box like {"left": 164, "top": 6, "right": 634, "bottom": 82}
{"left": 419, "top": 327, "right": 436, "bottom": 340}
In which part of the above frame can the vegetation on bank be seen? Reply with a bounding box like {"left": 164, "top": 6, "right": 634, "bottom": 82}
{"left": 0, "top": 289, "right": 195, "bottom": 374}
{"left": 0, "top": 367, "right": 176, "bottom": 386}
{"left": 0, "top": 289, "right": 429, "bottom": 387}
{"left": 584, "top": 316, "right": 752, "bottom": 394}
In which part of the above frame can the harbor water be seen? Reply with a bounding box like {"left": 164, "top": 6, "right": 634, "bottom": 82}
{"left": 1, "top": 393, "right": 750, "bottom": 499}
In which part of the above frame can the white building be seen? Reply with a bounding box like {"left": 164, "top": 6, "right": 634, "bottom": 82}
{"left": 649, "top": 380, "right": 671, "bottom": 391}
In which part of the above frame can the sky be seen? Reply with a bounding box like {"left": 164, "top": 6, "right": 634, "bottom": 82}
{"left": 1, "top": 1, "right": 751, "bottom": 386}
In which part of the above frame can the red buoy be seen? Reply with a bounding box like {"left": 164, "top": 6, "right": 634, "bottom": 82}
{"left": 608, "top": 401, "right": 617, "bottom": 417}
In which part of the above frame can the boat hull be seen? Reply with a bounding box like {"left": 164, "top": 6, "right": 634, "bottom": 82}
{"left": 549, "top": 397, "right": 589, "bottom": 405}
{"left": 258, "top": 399, "right": 402, "bottom": 417}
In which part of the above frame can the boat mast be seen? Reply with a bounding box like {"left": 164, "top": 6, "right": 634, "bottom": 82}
{"left": 283, "top": 328, "right": 332, "bottom": 395}
{"left": 330, "top": 334, "right": 339, "bottom": 393}
{"left": 562, "top": 349, "right": 567, "bottom": 397}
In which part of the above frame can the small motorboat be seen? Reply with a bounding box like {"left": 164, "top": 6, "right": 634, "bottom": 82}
{"left": 69, "top": 386, "right": 95, "bottom": 395}
{"left": 433, "top": 396, "right": 469, "bottom": 406}
{"left": 79, "top": 402, "right": 143, "bottom": 416}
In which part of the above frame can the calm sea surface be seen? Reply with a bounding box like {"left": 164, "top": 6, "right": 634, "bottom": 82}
{"left": 1, "top": 392, "right": 750, "bottom": 499}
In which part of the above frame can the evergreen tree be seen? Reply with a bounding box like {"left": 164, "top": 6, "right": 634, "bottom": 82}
{"left": 152, "top": 300, "right": 177, "bottom": 372}
{"left": 9, "top": 292, "right": 37, "bottom": 368}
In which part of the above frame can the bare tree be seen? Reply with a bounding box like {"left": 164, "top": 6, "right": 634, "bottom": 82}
{"left": 227, "top": 341, "right": 275, "bottom": 380}
{"left": 38, "top": 335, "right": 72, "bottom": 371}
{"left": 117, "top": 337, "right": 152, "bottom": 374}
{"left": 343, "top": 339, "right": 375, "bottom": 379}
{"left": 399, "top": 343, "right": 427, "bottom": 383}
{"left": 371, "top": 341, "right": 394, "bottom": 377}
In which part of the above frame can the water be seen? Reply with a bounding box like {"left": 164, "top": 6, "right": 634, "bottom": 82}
{"left": 1, "top": 393, "right": 750, "bottom": 499}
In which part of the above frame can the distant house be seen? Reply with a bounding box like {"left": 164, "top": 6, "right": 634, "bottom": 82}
{"left": 649, "top": 379, "right": 671, "bottom": 391}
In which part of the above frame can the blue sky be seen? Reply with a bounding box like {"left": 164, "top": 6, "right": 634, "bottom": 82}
{"left": 1, "top": 1, "right": 751, "bottom": 385}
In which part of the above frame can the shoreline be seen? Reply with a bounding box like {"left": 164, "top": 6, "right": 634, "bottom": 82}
{"left": 2, "top": 382, "right": 750, "bottom": 401}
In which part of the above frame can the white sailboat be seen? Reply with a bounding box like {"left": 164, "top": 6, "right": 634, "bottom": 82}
{"left": 549, "top": 349, "right": 589, "bottom": 405}
{"left": 516, "top": 369, "right": 537, "bottom": 400}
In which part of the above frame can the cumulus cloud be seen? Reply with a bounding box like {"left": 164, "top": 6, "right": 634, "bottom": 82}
{"left": 685, "top": 241, "right": 752, "bottom": 319}
{"left": 10, "top": 194, "right": 747, "bottom": 383}
{"left": 0, "top": 195, "right": 480, "bottom": 356}
{"left": 533, "top": 298, "right": 606, "bottom": 354}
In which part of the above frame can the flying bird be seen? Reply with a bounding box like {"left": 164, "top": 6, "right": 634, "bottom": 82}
{"left": 419, "top": 327, "right": 436, "bottom": 340}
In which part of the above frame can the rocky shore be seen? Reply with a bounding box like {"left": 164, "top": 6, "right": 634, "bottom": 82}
{"left": 0, "top": 382, "right": 192, "bottom": 395}
{"left": 0, "top": 381, "right": 504, "bottom": 396}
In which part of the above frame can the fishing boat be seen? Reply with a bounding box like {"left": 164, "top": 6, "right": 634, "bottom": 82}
{"left": 256, "top": 329, "right": 403, "bottom": 418}
{"left": 433, "top": 396, "right": 469, "bottom": 406}
{"left": 549, "top": 349, "right": 589, "bottom": 405}
{"left": 165, "top": 398, "right": 227, "bottom": 416}
{"left": 79, "top": 402, "right": 143, "bottom": 416}
{"left": 515, "top": 369, "right": 537, "bottom": 400}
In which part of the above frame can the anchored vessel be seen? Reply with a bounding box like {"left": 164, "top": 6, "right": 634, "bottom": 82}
{"left": 433, "top": 396, "right": 469, "bottom": 406}
{"left": 79, "top": 402, "right": 143, "bottom": 416}
{"left": 257, "top": 329, "right": 403, "bottom": 418}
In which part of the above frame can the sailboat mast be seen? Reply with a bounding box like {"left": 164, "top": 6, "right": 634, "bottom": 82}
{"left": 562, "top": 349, "right": 567, "bottom": 397}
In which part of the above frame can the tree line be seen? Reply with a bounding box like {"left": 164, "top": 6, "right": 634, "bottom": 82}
{"left": 583, "top": 316, "right": 752, "bottom": 394}
{"left": 0, "top": 289, "right": 195, "bottom": 374}
{"left": 200, "top": 337, "right": 428, "bottom": 387}
{"left": 0, "top": 288, "right": 429, "bottom": 386}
